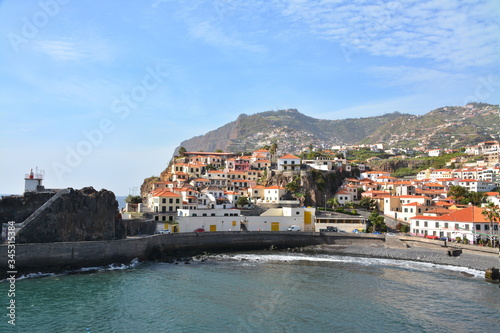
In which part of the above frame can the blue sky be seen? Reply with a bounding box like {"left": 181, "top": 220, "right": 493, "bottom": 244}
{"left": 1, "top": 0, "right": 499, "bottom": 195}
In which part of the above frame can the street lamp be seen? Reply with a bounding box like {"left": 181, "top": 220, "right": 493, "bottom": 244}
{"left": 324, "top": 194, "right": 327, "bottom": 211}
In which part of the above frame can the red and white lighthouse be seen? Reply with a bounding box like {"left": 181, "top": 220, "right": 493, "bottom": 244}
{"left": 24, "top": 168, "right": 45, "bottom": 192}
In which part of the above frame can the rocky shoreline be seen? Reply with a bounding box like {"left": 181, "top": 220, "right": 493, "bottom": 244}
{"left": 302, "top": 242, "right": 499, "bottom": 272}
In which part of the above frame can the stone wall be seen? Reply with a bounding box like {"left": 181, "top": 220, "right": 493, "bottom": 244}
{"left": 0, "top": 232, "right": 385, "bottom": 277}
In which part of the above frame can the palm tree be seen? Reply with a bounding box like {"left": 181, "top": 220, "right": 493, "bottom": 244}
{"left": 270, "top": 142, "right": 278, "bottom": 162}
{"left": 327, "top": 197, "right": 340, "bottom": 209}
{"left": 481, "top": 202, "right": 500, "bottom": 247}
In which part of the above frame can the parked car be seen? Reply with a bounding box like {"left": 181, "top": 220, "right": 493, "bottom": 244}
{"left": 194, "top": 228, "right": 205, "bottom": 233}
{"left": 159, "top": 229, "right": 171, "bottom": 234}
{"left": 425, "top": 235, "right": 439, "bottom": 240}
{"left": 372, "top": 231, "right": 381, "bottom": 234}
{"left": 287, "top": 225, "right": 301, "bottom": 231}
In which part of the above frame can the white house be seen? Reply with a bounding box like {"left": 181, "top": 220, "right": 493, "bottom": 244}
{"left": 277, "top": 154, "right": 301, "bottom": 172}
{"left": 457, "top": 179, "right": 496, "bottom": 192}
{"left": 176, "top": 209, "right": 242, "bottom": 232}
{"left": 262, "top": 185, "right": 286, "bottom": 203}
{"left": 409, "top": 206, "right": 498, "bottom": 243}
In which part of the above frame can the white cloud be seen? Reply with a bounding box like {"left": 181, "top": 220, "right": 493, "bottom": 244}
{"left": 367, "top": 66, "right": 468, "bottom": 87}
{"left": 188, "top": 20, "right": 266, "bottom": 53}
{"left": 33, "top": 38, "right": 114, "bottom": 63}
{"left": 34, "top": 40, "right": 88, "bottom": 61}
{"left": 278, "top": 0, "right": 500, "bottom": 68}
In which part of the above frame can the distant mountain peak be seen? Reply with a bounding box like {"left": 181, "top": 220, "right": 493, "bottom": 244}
{"left": 176, "top": 103, "right": 499, "bottom": 155}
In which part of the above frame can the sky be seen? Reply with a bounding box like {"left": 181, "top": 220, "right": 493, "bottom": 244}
{"left": 0, "top": 0, "right": 499, "bottom": 196}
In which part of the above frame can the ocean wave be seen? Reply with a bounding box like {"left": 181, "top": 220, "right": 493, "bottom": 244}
{"left": 218, "top": 253, "right": 484, "bottom": 278}
{"left": 15, "top": 258, "right": 141, "bottom": 280}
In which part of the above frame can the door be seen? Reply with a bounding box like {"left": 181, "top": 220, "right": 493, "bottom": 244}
{"left": 210, "top": 225, "right": 217, "bottom": 232}
{"left": 271, "top": 222, "right": 280, "bottom": 231}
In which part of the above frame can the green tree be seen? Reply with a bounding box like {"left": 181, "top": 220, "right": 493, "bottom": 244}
{"left": 215, "top": 149, "right": 224, "bottom": 153}
{"left": 125, "top": 195, "right": 142, "bottom": 204}
{"left": 327, "top": 197, "right": 340, "bottom": 208}
{"left": 481, "top": 202, "right": 500, "bottom": 247}
{"left": 285, "top": 179, "right": 299, "bottom": 193}
{"left": 368, "top": 211, "right": 387, "bottom": 232}
{"left": 448, "top": 185, "right": 469, "bottom": 204}
{"left": 468, "top": 191, "right": 486, "bottom": 206}
{"left": 270, "top": 142, "right": 278, "bottom": 162}
{"left": 178, "top": 146, "right": 187, "bottom": 155}
{"left": 359, "top": 197, "right": 377, "bottom": 210}
{"left": 236, "top": 196, "right": 250, "bottom": 208}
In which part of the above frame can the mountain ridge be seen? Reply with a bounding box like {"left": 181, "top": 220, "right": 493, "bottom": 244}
{"left": 176, "top": 103, "right": 499, "bottom": 155}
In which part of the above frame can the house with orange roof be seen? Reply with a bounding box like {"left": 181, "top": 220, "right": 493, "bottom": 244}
{"left": 152, "top": 181, "right": 174, "bottom": 190}
{"left": 250, "top": 159, "right": 271, "bottom": 170}
{"left": 234, "top": 156, "right": 250, "bottom": 171}
{"left": 410, "top": 206, "right": 499, "bottom": 242}
{"left": 147, "top": 188, "right": 182, "bottom": 223}
{"left": 247, "top": 185, "right": 266, "bottom": 201}
{"left": 334, "top": 189, "right": 353, "bottom": 205}
{"left": 245, "top": 170, "right": 263, "bottom": 182}
{"left": 457, "top": 179, "right": 496, "bottom": 192}
{"left": 206, "top": 170, "right": 228, "bottom": 187}
{"left": 383, "top": 195, "right": 433, "bottom": 220}
{"left": 263, "top": 185, "right": 286, "bottom": 203}
{"left": 359, "top": 171, "right": 391, "bottom": 182}
{"left": 252, "top": 149, "right": 271, "bottom": 162}
{"left": 190, "top": 178, "right": 210, "bottom": 188}
{"left": 225, "top": 157, "right": 236, "bottom": 171}
{"left": 485, "top": 192, "right": 500, "bottom": 206}
{"left": 277, "top": 154, "right": 301, "bottom": 172}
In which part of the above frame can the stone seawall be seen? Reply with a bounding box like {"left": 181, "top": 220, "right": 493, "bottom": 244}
{"left": 0, "top": 232, "right": 385, "bottom": 277}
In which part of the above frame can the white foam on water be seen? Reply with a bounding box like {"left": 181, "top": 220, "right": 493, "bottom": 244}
{"left": 220, "top": 253, "right": 485, "bottom": 278}
{"left": 14, "top": 258, "right": 141, "bottom": 280}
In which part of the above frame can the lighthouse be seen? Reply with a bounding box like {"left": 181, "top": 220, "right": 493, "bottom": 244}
{"left": 24, "top": 168, "right": 45, "bottom": 193}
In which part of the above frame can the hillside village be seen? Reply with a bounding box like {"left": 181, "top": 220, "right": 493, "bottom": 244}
{"left": 131, "top": 139, "right": 500, "bottom": 247}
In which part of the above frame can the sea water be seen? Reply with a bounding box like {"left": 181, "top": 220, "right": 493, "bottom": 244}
{"left": 2, "top": 252, "right": 499, "bottom": 333}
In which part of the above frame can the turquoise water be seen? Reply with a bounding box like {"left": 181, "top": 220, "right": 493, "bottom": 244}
{"left": 2, "top": 252, "right": 500, "bottom": 332}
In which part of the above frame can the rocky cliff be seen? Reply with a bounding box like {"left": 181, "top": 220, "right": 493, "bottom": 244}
{"left": 0, "top": 192, "right": 55, "bottom": 225}
{"left": 264, "top": 169, "right": 352, "bottom": 207}
{"left": 13, "top": 187, "right": 126, "bottom": 243}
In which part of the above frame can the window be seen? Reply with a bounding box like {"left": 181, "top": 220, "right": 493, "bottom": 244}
{"left": 416, "top": 221, "right": 420, "bottom": 226}
{"left": 465, "top": 225, "right": 469, "bottom": 230}
{"left": 444, "top": 223, "right": 448, "bottom": 228}
{"left": 435, "top": 222, "right": 439, "bottom": 228}
{"left": 169, "top": 198, "right": 173, "bottom": 204}
{"left": 476, "top": 224, "right": 481, "bottom": 231}
{"left": 455, "top": 223, "right": 459, "bottom": 229}
{"left": 424, "top": 222, "right": 428, "bottom": 227}
{"left": 162, "top": 198, "right": 166, "bottom": 204}
{"left": 485, "top": 225, "right": 489, "bottom": 231}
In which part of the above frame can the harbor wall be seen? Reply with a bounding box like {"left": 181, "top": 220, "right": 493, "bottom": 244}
{"left": 0, "top": 232, "right": 385, "bottom": 276}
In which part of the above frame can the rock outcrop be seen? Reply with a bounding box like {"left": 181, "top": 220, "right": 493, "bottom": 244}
{"left": 15, "top": 187, "right": 126, "bottom": 243}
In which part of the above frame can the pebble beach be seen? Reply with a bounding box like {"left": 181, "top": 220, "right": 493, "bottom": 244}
{"left": 304, "top": 242, "right": 500, "bottom": 272}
